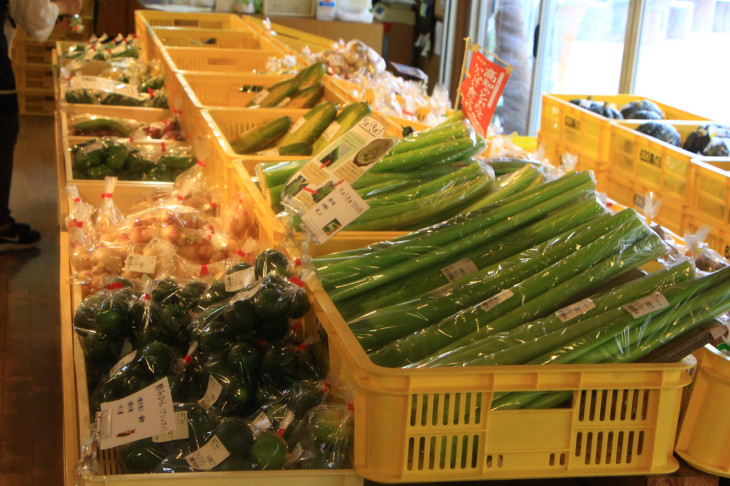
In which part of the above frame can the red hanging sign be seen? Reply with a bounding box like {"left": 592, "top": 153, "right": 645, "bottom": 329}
{"left": 459, "top": 50, "right": 511, "bottom": 138}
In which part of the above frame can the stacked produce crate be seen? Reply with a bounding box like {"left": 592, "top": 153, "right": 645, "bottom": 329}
{"left": 54, "top": 10, "right": 730, "bottom": 486}
{"left": 11, "top": 0, "right": 93, "bottom": 115}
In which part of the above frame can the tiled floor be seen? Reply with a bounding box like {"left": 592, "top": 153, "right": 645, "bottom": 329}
{"left": 0, "top": 116, "right": 62, "bottom": 486}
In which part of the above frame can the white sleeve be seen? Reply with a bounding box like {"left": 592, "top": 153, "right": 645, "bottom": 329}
{"left": 9, "top": 0, "right": 60, "bottom": 43}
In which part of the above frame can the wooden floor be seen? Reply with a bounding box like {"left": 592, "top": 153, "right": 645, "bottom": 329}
{"left": 0, "top": 116, "right": 726, "bottom": 486}
{"left": 0, "top": 116, "right": 62, "bottom": 486}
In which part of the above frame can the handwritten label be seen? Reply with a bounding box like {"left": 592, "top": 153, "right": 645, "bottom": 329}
{"left": 153, "top": 410, "right": 189, "bottom": 443}
{"left": 459, "top": 50, "right": 511, "bottom": 138}
{"left": 275, "top": 97, "right": 291, "bottom": 108}
{"left": 478, "top": 289, "right": 514, "bottom": 312}
{"left": 184, "top": 436, "right": 230, "bottom": 470}
{"left": 624, "top": 292, "right": 670, "bottom": 318}
{"left": 125, "top": 254, "right": 157, "bottom": 274}
{"left": 289, "top": 117, "right": 307, "bottom": 134}
{"left": 197, "top": 376, "right": 223, "bottom": 410}
{"left": 99, "top": 378, "right": 174, "bottom": 449}
{"left": 555, "top": 298, "right": 596, "bottom": 323}
{"left": 440, "top": 258, "right": 479, "bottom": 282}
{"left": 110, "top": 350, "right": 137, "bottom": 377}
{"left": 224, "top": 267, "right": 256, "bottom": 292}
{"left": 322, "top": 121, "right": 340, "bottom": 141}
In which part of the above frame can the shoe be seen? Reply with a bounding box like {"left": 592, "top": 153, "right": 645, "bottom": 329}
{"left": 7, "top": 217, "right": 31, "bottom": 232}
{"left": 0, "top": 223, "right": 41, "bottom": 252}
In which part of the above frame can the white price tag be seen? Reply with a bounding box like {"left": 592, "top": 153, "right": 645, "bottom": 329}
{"left": 224, "top": 267, "right": 255, "bottom": 292}
{"left": 252, "top": 411, "right": 272, "bottom": 432}
{"left": 322, "top": 121, "right": 340, "bottom": 141}
{"left": 279, "top": 410, "right": 295, "bottom": 431}
{"left": 184, "top": 436, "right": 230, "bottom": 470}
{"left": 440, "top": 258, "right": 479, "bottom": 282}
{"left": 478, "top": 289, "right": 514, "bottom": 312}
{"left": 275, "top": 96, "right": 291, "bottom": 108}
{"left": 249, "top": 89, "right": 269, "bottom": 106}
{"left": 82, "top": 140, "right": 105, "bottom": 153}
{"left": 99, "top": 378, "right": 174, "bottom": 450}
{"left": 624, "top": 292, "right": 670, "bottom": 319}
{"left": 578, "top": 99, "right": 593, "bottom": 109}
{"left": 285, "top": 442, "right": 304, "bottom": 465}
{"left": 125, "top": 254, "right": 157, "bottom": 274}
{"left": 289, "top": 116, "right": 307, "bottom": 133}
{"left": 110, "top": 44, "right": 126, "bottom": 55}
{"left": 255, "top": 147, "right": 280, "bottom": 156}
{"left": 110, "top": 350, "right": 137, "bottom": 377}
{"left": 555, "top": 298, "right": 596, "bottom": 323}
{"left": 153, "top": 410, "right": 189, "bottom": 443}
{"left": 300, "top": 182, "right": 370, "bottom": 244}
{"left": 197, "top": 376, "right": 223, "bottom": 410}
{"left": 429, "top": 282, "right": 458, "bottom": 297}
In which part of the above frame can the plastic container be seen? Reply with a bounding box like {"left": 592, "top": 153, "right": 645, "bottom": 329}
{"left": 135, "top": 9, "right": 250, "bottom": 30}
{"left": 538, "top": 94, "right": 708, "bottom": 175}
{"left": 263, "top": 0, "right": 316, "bottom": 17}
{"left": 689, "top": 158, "right": 730, "bottom": 235}
{"left": 17, "top": 88, "right": 55, "bottom": 115}
{"left": 14, "top": 63, "right": 55, "bottom": 90}
{"left": 317, "top": 0, "right": 337, "bottom": 20}
{"left": 675, "top": 344, "right": 730, "bottom": 477}
{"left": 11, "top": 38, "right": 55, "bottom": 65}
{"left": 59, "top": 234, "right": 365, "bottom": 486}
{"left": 160, "top": 46, "right": 281, "bottom": 73}
{"left": 150, "top": 27, "right": 277, "bottom": 51}
{"left": 301, "top": 269, "right": 696, "bottom": 482}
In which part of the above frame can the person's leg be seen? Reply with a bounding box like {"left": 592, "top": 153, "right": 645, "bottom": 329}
{"left": 0, "top": 111, "right": 41, "bottom": 252}
{"left": 0, "top": 111, "right": 19, "bottom": 227}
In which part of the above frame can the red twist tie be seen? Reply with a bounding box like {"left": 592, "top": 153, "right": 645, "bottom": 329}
{"left": 197, "top": 160, "right": 206, "bottom": 167}
{"left": 147, "top": 88, "right": 154, "bottom": 97}
{"left": 142, "top": 293, "right": 151, "bottom": 300}
{"left": 207, "top": 232, "right": 214, "bottom": 240}
{"left": 173, "top": 108, "right": 182, "bottom": 115}
{"left": 402, "top": 110, "right": 415, "bottom": 116}
{"left": 106, "top": 49, "right": 111, "bottom": 54}
{"left": 237, "top": 250, "right": 247, "bottom": 258}
{"left": 101, "top": 193, "right": 113, "bottom": 199}
{"left": 291, "top": 320, "right": 301, "bottom": 332}
{"left": 276, "top": 428, "right": 286, "bottom": 437}
{"left": 256, "top": 339, "right": 266, "bottom": 347}
{"left": 162, "top": 118, "right": 169, "bottom": 126}
{"left": 91, "top": 45, "right": 96, "bottom": 50}
{"left": 177, "top": 194, "right": 184, "bottom": 201}
{"left": 347, "top": 402, "right": 354, "bottom": 411}
{"left": 73, "top": 197, "right": 81, "bottom": 203}
{"left": 163, "top": 84, "right": 167, "bottom": 89}
{"left": 75, "top": 221, "right": 84, "bottom": 228}
{"left": 289, "top": 276, "right": 305, "bottom": 288}
{"left": 161, "top": 142, "right": 166, "bottom": 152}
{"left": 297, "top": 342, "right": 307, "bottom": 350}
{"left": 129, "top": 136, "right": 134, "bottom": 143}
{"left": 210, "top": 202, "right": 219, "bottom": 208}
{"left": 294, "top": 258, "right": 301, "bottom": 266}
{"left": 324, "top": 382, "right": 330, "bottom": 394}
{"left": 132, "top": 33, "right": 139, "bottom": 39}
{"left": 65, "top": 77, "right": 71, "bottom": 82}
{"left": 200, "top": 264, "right": 209, "bottom": 276}
{"left": 107, "top": 282, "right": 124, "bottom": 290}
{"left": 606, "top": 202, "right": 613, "bottom": 208}
{"left": 183, "top": 354, "right": 193, "bottom": 364}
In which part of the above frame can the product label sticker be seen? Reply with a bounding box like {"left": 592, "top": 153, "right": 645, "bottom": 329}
{"left": 275, "top": 96, "right": 291, "bottom": 108}
{"left": 555, "top": 298, "right": 596, "bottom": 323}
{"left": 289, "top": 116, "right": 307, "bottom": 133}
{"left": 153, "top": 410, "right": 189, "bottom": 443}
{"left": 83, "top": 140, "right": 105, "bottom": 153}
{"left": 440, "top": 258, "right": 479, "bottom": 282}
{"left": 285, "top": 442, "right": 304, "bottom": 465}
{"left": 278, "top": 410, "right": 295, "bottom": 431}
{"left": 624, "top": 292, "right": 670, "bottom": 319}
{"left": 322, "top": 121, "right": 340, "bottom": 141}
{"left": 255, "top": 147, "right": 280, "bottom": 156}
{"left": 249, "top": 89, "right": 269, "bottom": 106}
{"left": 197, "top": 376, "right": 223, "bottom": 410}
{"left": 230, "top": 284, "right": 260, "bottom": 303}
{"left": 125, "top": 254, "right": 157, "bottom": 274}
{"left": 99, "top": 378, "right": 174, "bottom": 450}
{"left": 252, "top": 411, "right": 272, "bottom": 432}
{"left": 300, "top": 182, "right": 369, "bottom": 244}
{"left": 224, "top": 267, "right": 256, "bottom": 292}
{"left": 110, "top": 350, "right": 137, "bottom": 377}
{"left": 478, "top": 289, "right": 514, "bottom": 312}
{"left": 149, "top": 237, "right": 176, "bottom": 253}
{"left": 110, "top": 43, "right": 127, "bottom": 55}
{"left": 184, "top": 436, "right": 230, "bottom": 470}
{"left": 429, "top": 282, "right": 458, "bottom": 297}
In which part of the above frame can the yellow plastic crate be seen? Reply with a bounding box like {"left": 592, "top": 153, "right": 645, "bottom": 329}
{"left": 14, "top": 63, "right": 55, "bottom": 90}
{"left": 161, "top": 46, "right": 281, "bottom": 73}
{"left": 60, "top": 104, "right": 175, "bottom": 138}
{"left": 11, "top": 38, "right": 55, "bottom": 65}
{"left": 538, "top": 94, "right": 708, "bottom": 171}
{"left": 676, "top": 345, "right": 730, "bottom": 477}
{"left": 263, "top": 0, "right": 316, "bottom": 17}
{"left": 17, "top": 88, "right": 55, "bottom": 115}
{"left": 60, "top": 234, "right": 364, "bottom": 486}
{"left": 151, "top": 27, "right": 278, "bottom": 51}
{"left": 179, "top": 72, "right": 351, "bottom": 110}
{"left": 301, "top": 271, "right": 696, "bottom": 482}
{"left": 608, "top": 120, "right": 712, "bottom": 207}
{"left": 136, "top": 10, "right": 251, "bottom": 30}
{"left": 689, "top": 158, "right": 730, "bottom": 233}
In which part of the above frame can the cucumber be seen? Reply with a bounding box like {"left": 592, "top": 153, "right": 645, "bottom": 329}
{"left": 74, "top": 117, "right": 134, "bottom": 137}
{"left": 247, "top": 78, "right": 300, "bottom": 108}
{"left": 276, "top": 102, "right": 337, "bottom": 147}
{"left": 230, "top": 116, "right": 292, "bottom": 155}
{"left": 311, "top": 102, "right": 372, "bottom": 154}
{"left": 287, "top": 84, "right": 325, "bottom": 109}
{"left": 294, "top": 62, "right": 325, "bottom": 90}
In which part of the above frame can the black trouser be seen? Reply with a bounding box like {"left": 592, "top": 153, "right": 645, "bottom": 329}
{"left": 0, "top": 108, "right": 20, "bottom": 226}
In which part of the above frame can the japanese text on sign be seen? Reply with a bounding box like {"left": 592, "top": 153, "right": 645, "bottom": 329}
{"left": 459, "top": 49, "right": 511, "bottom": 138}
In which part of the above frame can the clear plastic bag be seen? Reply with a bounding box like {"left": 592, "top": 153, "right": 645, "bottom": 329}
{"left": 95, "top": 177, "right": 125, "bottom": 237}
{"left": 286, "top": 403, "right": 353, "bottom": 469}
